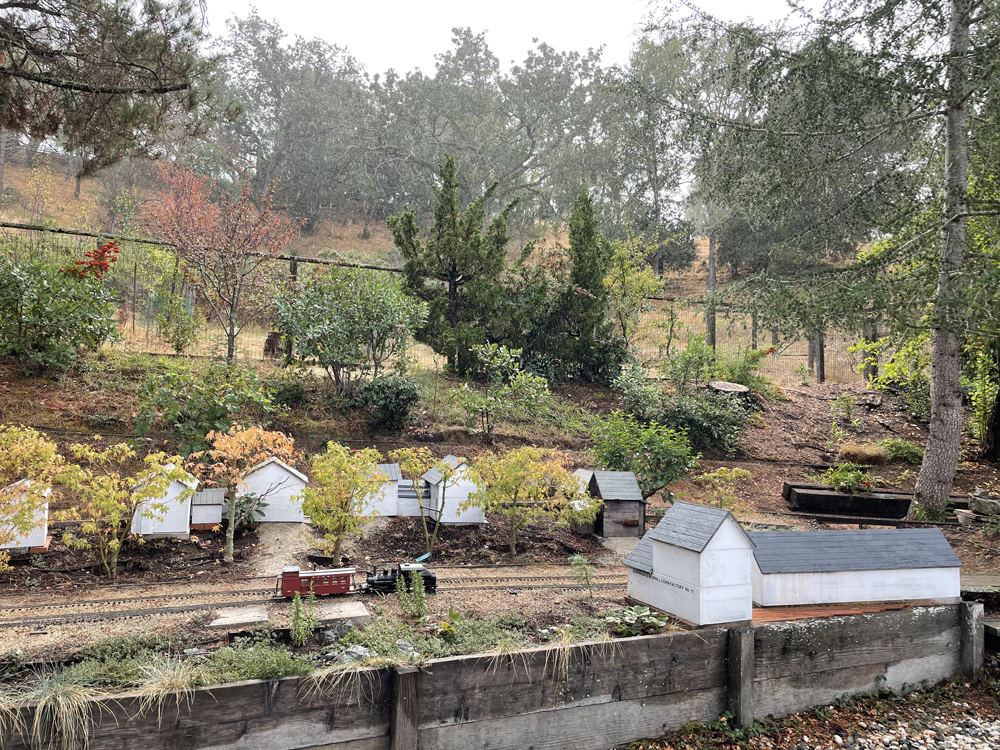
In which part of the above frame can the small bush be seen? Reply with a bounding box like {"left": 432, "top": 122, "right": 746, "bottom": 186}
{"left": 202, "top": 642, "right": 314, "bottom": 684}
{"left": 603, "top": 606, "right": 669, "bottom": 637}
{"left": 155, "top": 295, "right": 203, "bottom": 354}
{"left": 593, "top": 411, "right": 697, "bottom": 498}
{"left": 396, "top": 570, "right": 428, "bottom": 618}
{"left": 363, "top": 375, "right": 420, "bottom": 432}
{"left": 136, "top": 362, "right": 277, "bottom": 453}
{"left": 0, "top": 258, "right": 118, "bottom": 373}
{"left": 290, "top": 591, "right": 318, "bottom": 648}
{"left": 657, "top": 391, "right": 750, "bottom": 456}
{"left": 75, "top": 633, "right": 180, "bottom": 663}
{"left": 819, "top": 462, "right": 874, "bottom": 494}
{"left": 266, "top": 370, "right": 310, "bottom": 409}
{"left": 879, "top": 438, "right": 923, "bottom": 464}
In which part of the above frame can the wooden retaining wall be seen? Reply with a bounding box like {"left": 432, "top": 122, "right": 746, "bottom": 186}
{"left": 4, "top": 604, "right": 983, "bottom": 750}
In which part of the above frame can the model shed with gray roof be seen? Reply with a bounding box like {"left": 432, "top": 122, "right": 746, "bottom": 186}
{"left": 364, "top": 463, "right": 402, "bottom": 517}
{"left": 590, "top": 470, "right": 645, "bottom": 538}
{"left": 749, "top": 528, "right": 962, "bottom": 606}
{"left": 625, "top": 502, "right": 755, "bottom": 625}
{"left": 420, "top": 455, "right": 483, "bottom": 525}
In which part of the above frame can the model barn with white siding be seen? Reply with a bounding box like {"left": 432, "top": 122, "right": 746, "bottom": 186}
{"left": 749, "top": 528, "right": 962, "bottom": 607}
{"left": 239, "top": 458, "right": 308, "bottom": 523}
{"left": 591, "top": 471, "right": 645, "bottom": 538}
{"left": 364, "top": 463, "right": 401, "bottom": 517}
{"left": 0, "top": 482, "right": 50, "bottom": 553}
{"left": 190, "top": 488, "right": 225, "bottom": 531}
{"left": 422, "top": 455, "right": 483, "bottom": 525}
{"left": 131, "top": 470, "right": 197, "bottom": 540}
{"left": 625, "top": 502, "right": 755, "bottom": 626}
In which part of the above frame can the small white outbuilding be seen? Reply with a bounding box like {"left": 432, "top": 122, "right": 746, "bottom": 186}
{"left": 0, "top": 481, "right": 50, "bottom": 553}
{"left": 364, "top": 463, "right": 401, "bottom": 517}
{"left": 625, "top": 502, "right": 755, "bottom": 626}
{"left": 422, "top": 455, "right": 483, "bottom": 525}
{"left": 131, "top": 470, "right": 198, "bottom": 540}
{"left": 748, "top": 528, "right": 962, "bottom": 607}
{"left": 190, "top": 488, "right": 225, "bottom": 531}
{"left": 239, "top": 458, "right": 309, "bottom": 523}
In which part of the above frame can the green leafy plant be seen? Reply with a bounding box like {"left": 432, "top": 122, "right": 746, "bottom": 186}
{"left": 454, "top": 344, "right": 549, "bottom": 444}
{"left": 396, "top": 567, "right": 428, "bottom": 618}
{"left": 569, "top": 554, "right": 596, "bottom": 600}
{"left": 156, "top": 295, "right": 203, "bottom": 355}
{"left": 694, "top": 467, "right": 753, "bottom": 511}
{"left": 276, "top": 268, "right": 427, "bottom": 394}
{"left": 231, "top": 492, "right": 268, "bottom": 535}
{"left": 593, "top": 411, "right": 697, "bottom": 499}
{"left": 436, "top": 607, "right": 462, "bottom": 641}
{"left": 819, "top": 462, "right": 874, "bottom": 494}
{"left": 603, "top": 606, "right": 668, "bottom": 637}
{"left": 290, "top": 591, "right": 318, "bottom": 648}
{"left": 657, "top": 391, "right": 750, "bottom": 456}
{"left": 794, "top": 362, "right": 812, "bottom": 385}
{"left": 363, "top": 375, "right": 420, "bottom": 433}
{"left": 879, "top": 438, "right": 923, "bottom": 464}
{"left": 136, "top": 362, "right": 277, "bottom": 454}
{"left": 0, "top": 258, "right": 119, "bottom": 373}
{"left": 299, "top": 443, "right": 383, "bottom": 565}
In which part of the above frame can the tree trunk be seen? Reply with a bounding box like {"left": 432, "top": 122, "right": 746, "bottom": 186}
{"left": 0, "top": 130, "right": 6, "bottom": 195}
{"left": 982, "top": 343, "right": 1000, "bottom": 460}
{"left": 913, "top": 0, "right": 970, "bottom": 515}
{"left": 74, "top": 174, "right": 81, "bottom": 199}
{"left": 817, "top": 331, "right": 825, "bottom": 383}
{"left": 706, "top": 232, "right": 717, "bottom": 347}
{"left": 225, "top": 487, "right": 237, "bottom": 563}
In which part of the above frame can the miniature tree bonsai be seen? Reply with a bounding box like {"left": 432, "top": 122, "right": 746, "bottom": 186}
{"left": 463, "top": 447, "right": 600, "bottom": 555}
{"left": 0, "top": 426, "right": 69, "bottom": 571}
{"left": 189, "top": 426, "right": 296, "bottom": 563}
{"left": 299, "top": 442, "right": 383, "bottom": 565}
{"left": 61, "top": 443, "right": 195, "bottom": 578}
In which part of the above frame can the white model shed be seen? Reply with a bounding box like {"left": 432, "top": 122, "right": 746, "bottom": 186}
{"left": 422, "top": 455, "right": 483, "bottom": 525}
{"left": 569, "top": 469, "right": 596, "bottom": 535}
{"left": 239, "top": 458, "right": 309, "bottom": 523}
{"left": 397, "top": 479, "right": 424, "bottom": 517}
{"left": 131, "top": 470, "right": 197, "bottom": 540}
{"left": 0, "top": 482, "right": 50, "bottom": 553}
{"left": 625, "top": 502, "right": 755, "bottom": 626}
{"left": 749, "top": 528, "right": 962, "bottom": 607}
{"left": 190, "top": 488, "right": 225, "bottom": 531}
{"left": 364, "top": 463, "right": 401, "bottom": 517}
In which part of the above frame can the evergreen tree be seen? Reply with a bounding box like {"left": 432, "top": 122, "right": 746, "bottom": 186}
{"left": 563, "top": 190, "right": 621, "bottom": 382}
{"left": 387, "top": 155, "right": 515, "bottom": 374}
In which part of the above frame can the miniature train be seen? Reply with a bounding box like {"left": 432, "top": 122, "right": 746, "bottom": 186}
{"left": 275, "top": 563, "right": 437, "bottom": 599}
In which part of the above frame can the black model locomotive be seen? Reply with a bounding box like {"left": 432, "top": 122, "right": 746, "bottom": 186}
{"left": 365, "top": 563, "right": 437, "bottom": 594}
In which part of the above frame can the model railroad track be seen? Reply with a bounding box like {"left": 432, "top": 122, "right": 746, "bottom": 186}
{"left": 0, "top": 588, "right": 276, "bottom": 628}
{"left": 778, "top": 510, "right": 960, "bottom": 527}
{"left": 0, "top": 574, "right": 627, "bottom": 628}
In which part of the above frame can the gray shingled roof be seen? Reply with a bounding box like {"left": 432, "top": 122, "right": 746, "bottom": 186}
{"left": 591, "top": 471, "right": 643, "bottom": 502}
{"left": 422, "top": 455, "right": 465, "bottom": 485}
{"left": 376, "top": 463, "right": 401, "bottom": 482}
{"left": 748, "top": 528, "right": 962, "bottom": 574}
{"left": 624, "top": 535, "right": 653, "bottom": 573}
{"left": 645, "top": 501, "right": 754, "bottom": 553}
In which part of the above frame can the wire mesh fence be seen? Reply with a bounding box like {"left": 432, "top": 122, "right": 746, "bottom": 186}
{"left": 0, "top": 224, "right": 864, "bottom": 385}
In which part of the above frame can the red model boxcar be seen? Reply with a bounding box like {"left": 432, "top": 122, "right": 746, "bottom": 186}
{"left": 276, "top": 566, "right": 356, "bottom": 598}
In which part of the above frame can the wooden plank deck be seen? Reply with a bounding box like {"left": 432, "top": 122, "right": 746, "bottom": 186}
{"left": 752, "top": 603, "right": 908, "bottom": 624}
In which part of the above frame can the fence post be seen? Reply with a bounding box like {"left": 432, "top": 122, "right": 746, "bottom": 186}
{"left": 817, "top": 331, "right": 826, "bottom": 383}
{"left": 960, "top": 601, "right": 984, "bottom": 680}
{"left": 727, "top": 627, "right": 755, "bottom": 728}
{"left": 391, "top": 665, "right": 419, "bottom": 750}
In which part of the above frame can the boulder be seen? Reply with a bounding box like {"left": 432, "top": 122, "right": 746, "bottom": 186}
{"left": 971, "top": 494, "right": 1000, "bottom": 517}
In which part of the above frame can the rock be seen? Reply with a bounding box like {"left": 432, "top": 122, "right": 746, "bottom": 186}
{"left": 396, "top": 638, "right": 420, "bottom": 660}
{"left": 835, "top": 736, "right": 844, "bottom": 746}
{"left": 182, "top": 648, "right": 209, "bottom": 656}
{"left": 319, "top": 624, "right": 354, "bottom": 644}
{"left": 316, "top": 600, "right": 370, "bottom": 627}
{"left": 208, "top": 605, "right": 269, "bottom": 629}
{"left": 970, "top": 494, "right": 1000, "bottom": 516}
{"left": 336, "top": 645, "right": 370, "bottom": 665}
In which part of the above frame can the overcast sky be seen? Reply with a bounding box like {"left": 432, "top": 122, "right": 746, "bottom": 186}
{"left": 202, "top": 0, "right": 797, "bottom": 74}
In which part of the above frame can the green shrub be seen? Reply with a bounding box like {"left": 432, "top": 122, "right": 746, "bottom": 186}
{"left": 155, "top": 295, "right": 203, "bottom": 354}
{"left": 363, "top": 375, "right": 420, "bottom": 432}
{"left": 593, "top": 411, "right": 697, "bottom": 498}
{"left": 603, "top": 606, "right": 669, "bottom": 637}
{"left": 290, "top": 592, "right": 318, "bottom": 648}
{"left": 878, "top": 438, "right": 923, "bottom": 464}
{"left": 819, "top": 462, "right": 874, "bottom": 493}
{"left": 0, "top": 258, "right": 118, "bottom": 373}
{"left": 202, "top": 642, "right": 314, "bottom": 684}
{"left": 663, "top": 333, "right": 717, "bottom": 392}
{"left": 265, "top": 370, "right": 309, "bottom": 409}
{"left": 75, "top": 633, "right": 181, "bottom": 663}
{"left": 136, "top": 362, "right": 276, "bottom": 453}
{"left": 657, "top": 391, "right": 750, "bottom": 456}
